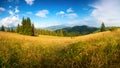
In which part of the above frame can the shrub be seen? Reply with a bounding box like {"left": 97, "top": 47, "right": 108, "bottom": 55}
{"left": 108, "top": 26, "right": 118, "bottom": 31}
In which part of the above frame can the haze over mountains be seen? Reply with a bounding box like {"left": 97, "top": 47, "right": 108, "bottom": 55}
{"left": 55, "top": 25, "right": 98, "bottom": 36}
{"left": 43, "top": 25, "right": 69, "bottom": 30}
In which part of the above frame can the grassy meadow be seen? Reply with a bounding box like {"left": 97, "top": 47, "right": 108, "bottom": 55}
{"left": 0, "top": 29, "right": 120, "bottom": 68}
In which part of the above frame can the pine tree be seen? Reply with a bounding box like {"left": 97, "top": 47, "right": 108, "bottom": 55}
{"left": 100, "top": 22, "right": 105, "bottom": 32}
{"left": 59, "top": 29, "right": 64, "bottom": 36}
{"left": 31, "top": 24, "right": 34, "bottom": 36}
{"left": 1, "top": 25, "right": 5, "bottom": 31}
{"left": 16, "top": 17, "right": 35, "bottom": 36}
{"left": 26, "top": 17, "right": 32, "bottom": 35}
{"left": 21, "top": 17, "right": 26, "bottom": 34}
{"left": 16, "top": 24, "right": 20, "bottom": 33}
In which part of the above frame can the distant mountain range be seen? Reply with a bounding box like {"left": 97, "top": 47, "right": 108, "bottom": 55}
{"left": 43, "top": 25, "right": 69, "bottom": 30}
{"left": 55, "top": 25, "right": 99, "bottom": 36}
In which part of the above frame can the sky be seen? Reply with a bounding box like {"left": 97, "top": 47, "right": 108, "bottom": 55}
{"left": 0, "top": 0, "right": 120, "bottom": 28}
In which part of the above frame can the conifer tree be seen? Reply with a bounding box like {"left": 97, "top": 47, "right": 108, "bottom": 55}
{"left": 31, "top": 24, "right": 35, "bottom": 36}
{"left": 16, "top": 17, "right": 35, "bottom": 36}
{"left": 100, "top": 22, "right": 106, "bottom": 32}
{"left": 1, "top": 25, "right": 5, "bottom": 31}
{"left": 59, "top": 29, "right": 64, "bottom": 36}
{"left": 26, "top": 17, "right": 32, "bottom": 35}
{"left": 16, "top": 24, "right": 20, "bottom": 33}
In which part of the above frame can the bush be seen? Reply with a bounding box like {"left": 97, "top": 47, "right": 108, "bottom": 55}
{"left": 109, "top": 26, "right": 118, "bottom": 31}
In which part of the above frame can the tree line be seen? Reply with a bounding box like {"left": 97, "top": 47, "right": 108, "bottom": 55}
{"left": 0, "top": 17, "right": 64, "bottom": 36}
{"left": 16, "top": 17, "right": 35, "bottom": 36}
{"left": 1, "top": 17, "right": 117, "bottom": 37}
{"left": 0, "top": 17, "right": 35, "bottom": 36}
{"left": 35, "top": 29, "right": 64, "bottom": 36}
{"left": 0, "top": 25, "right": 15, "bottom": 32}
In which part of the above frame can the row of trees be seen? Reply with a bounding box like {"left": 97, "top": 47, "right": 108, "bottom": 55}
{"left": 35, "top": 29, "right": 64, "bottom": 36}
{"left": 36, "top": 22, "right": 106, "bottom": 37}
{"left": 0, "top": 17, "right": 35, "bottom": 36}
{"left": 0, "top": 17, "right": 64, "bottom": 36}
{"left": 0, "top": 19, "right": 109, "bottom": 37}
{"left": 100, "top": 22, "right": 118, "bottom": 32}
{"left": 0, "top": 25, "right": 15, "bottom": 32}
{"left": 16, "top": 17, "right": 35, "bottom": 36}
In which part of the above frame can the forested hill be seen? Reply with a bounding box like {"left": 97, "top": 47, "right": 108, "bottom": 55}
{"left": 56, "top": 25, "right": 99, "bottom": 36}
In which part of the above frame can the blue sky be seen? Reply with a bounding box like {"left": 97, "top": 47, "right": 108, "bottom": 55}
{"left": 0, "top": 0, "right": 120, "bottom": 28}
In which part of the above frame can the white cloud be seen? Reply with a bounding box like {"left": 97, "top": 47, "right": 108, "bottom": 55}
{"left": 67, "top": 8, "right": 74, "bottom": 13}
{"left": 8, "top": 6, "right": 20, "bottom": 16}
{"left": 0, "top": 7, "right": 5, "bottom": 12}
{"left": 65, "top": 20, "right": 87, "bottom": 27}
{"left": 15, "top": 6, "right": 19, "bottom": 13}
{"left": 8, "top": 10, "right": 14, "bottom": 15}
{"left": 64, "top": 15, "right": 101, "bottom": 27}
{"left": 35, "top": 10, "right": 49, "bottom": 18}
{"left": 56, "top": 11, "right": 65, "bottom": 15}
{"left": 65, "top": 13, "right": 78, "bottom": 19}
{"left": 25, "top": 0, "right": 34, "bottom": 5}
{"left": 0, "top": 15, "right": 20, "bottom": 27}
{"left": 0, "top": 6, "right": 20, "bottom": 27}
{"left": 91, "top": 0, "right": 120, "bottom": 26}
{"left": 56, "top": 8, "right": 77, "bottom": 19}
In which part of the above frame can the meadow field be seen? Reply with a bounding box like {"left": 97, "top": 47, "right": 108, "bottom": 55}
{"left": 0, "top": 29, "right": 120, "bottom": 68}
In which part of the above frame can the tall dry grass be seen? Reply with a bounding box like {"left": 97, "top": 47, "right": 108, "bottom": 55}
{"left": 0, "top": 29, "right": 120, "bottom": 68}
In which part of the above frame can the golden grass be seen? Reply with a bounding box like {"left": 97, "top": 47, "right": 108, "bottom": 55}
{"left": 0, "top": 29, "right": 120, "bottom": 68}
{"left": 0, "top": 30, "right": 118, "bottom": 47}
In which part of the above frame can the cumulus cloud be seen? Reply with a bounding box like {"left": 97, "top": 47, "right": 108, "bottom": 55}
{"left": 25, "top": 0, "right": 35, "bottom": 5}
{"left": 35, "top": 10, "right": 49, "bottom": 18}
{"left": 0, "top": 6, "right": 20, "bottom": 27}
{"left": 56, "top": 11, "right": 65, "bottom": 15}
{"left": 8, "top": 10, "right": 14, "bottom": 15}
{"left": 91, "top": 0, "right": 120, "bottom": 26}
{"left": 65, "top": 13, "right": 78, "bottom": 19}
{"left": 0, "top": 7, "right": 5, "bottom": 12}
{"left": 15, "top": 6, "right": 19, "bottom": 13}
{"left": 0, "top": 15, "right": 19, "bottom": 27}
{"left": 8, "top": 6, "right": 19, "bottom": 15}
{"left": 56, "top": 8, "right": 78, "bottom": 19}
{"left": 67, "top": 8, "right": 74, "bottom": 13}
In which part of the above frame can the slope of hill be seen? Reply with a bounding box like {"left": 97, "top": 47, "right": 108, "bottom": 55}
{"left": 56, "top": 25, "right": 99, "bottom": 36}
{"left": 0, "top": 29, "right": 120, "bottom": 68}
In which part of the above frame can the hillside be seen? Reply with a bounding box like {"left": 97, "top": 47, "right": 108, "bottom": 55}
{"left": 0, "top": 29, "right": 120, "bottom": 68}
{"left": 56, "top": 25, "right": 99, "bottom": 36}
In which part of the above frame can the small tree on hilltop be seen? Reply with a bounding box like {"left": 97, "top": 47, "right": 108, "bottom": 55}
{"left": 100, "top": 22, "right": 106, "bottom": 32}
